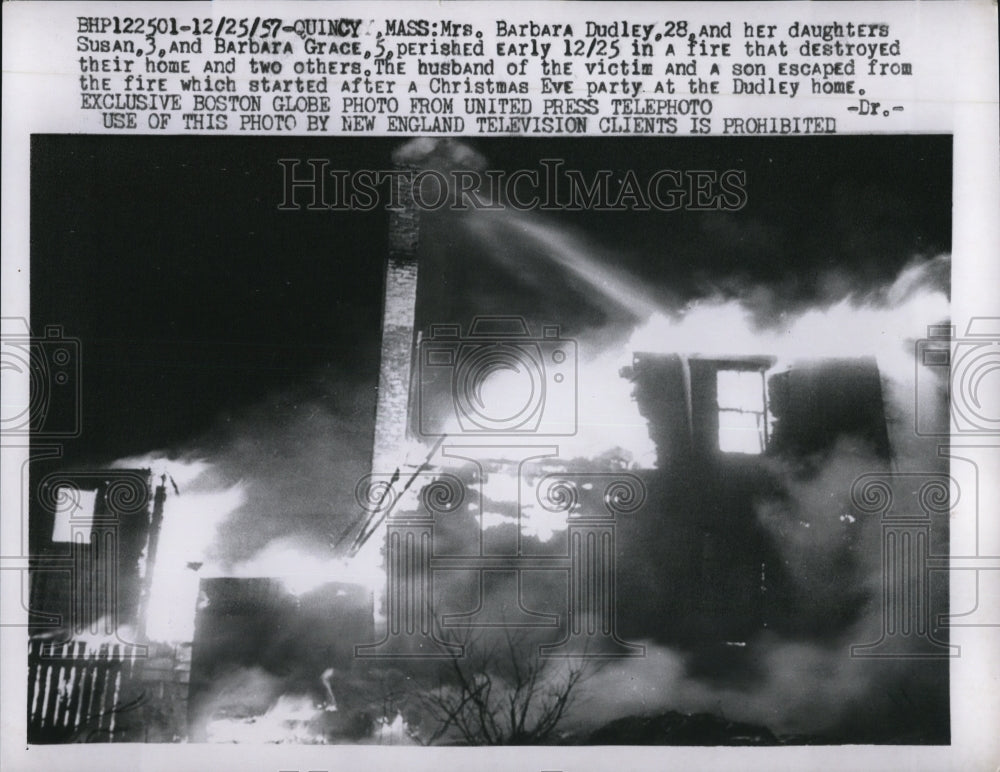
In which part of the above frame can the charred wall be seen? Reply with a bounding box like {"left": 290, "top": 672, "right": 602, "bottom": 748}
{"left": 616, "top": 354, "right": 892, "bottom": 649}
{"left": 28, "top": 469, "right": 153, "bottom": 637}
{"left": 768, "top": 357, "right": 892, "bottom": 460}
{"left": 187, "top": 577, "right": 374, "bottom": 741}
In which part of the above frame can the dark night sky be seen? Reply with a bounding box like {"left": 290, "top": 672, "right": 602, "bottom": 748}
{"left": 31, "top": 135, "right": 951, "bottom": 467}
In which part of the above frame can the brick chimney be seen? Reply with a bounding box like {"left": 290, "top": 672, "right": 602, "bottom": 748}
{"left": 371, "top": 165, "right": 420, "bottom": 477}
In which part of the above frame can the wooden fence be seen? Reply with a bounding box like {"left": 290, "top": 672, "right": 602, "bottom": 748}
{"left": 27, "top": 639, "right": 145, "bottom": 743}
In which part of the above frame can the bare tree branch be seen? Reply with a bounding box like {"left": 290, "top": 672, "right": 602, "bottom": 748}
{"left": 399, "top": 618, "right": 595, "bottom": 745}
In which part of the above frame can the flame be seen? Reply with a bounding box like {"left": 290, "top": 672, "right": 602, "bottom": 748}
{"left": 226, "top": 539, "right": 383, "bottom": 599}
{"left": 356, "top": 254, "right": 950, "bottom": 581}
{"left": 205, "top": 694, "right": 324, "bottom": 744}
{"left": 372, "top": 712, "right": 416, "bottom": 745}
{"left": 400, "top": 261, "right": 948, "bottom": 470}
{"left": 564, "top": 254, "right": 949, "bottom": 466}
{"left": 110, "top": 455, "right": 246, "bottom": 643}
{"left": 111, "top": 453, "right": 211, "bottom": 487}
{"left": 477, "top": 468, "right": 573, "bottom": 543}
{"left": 564, "top": 344, "right": 658, "bottom": 463}
{"left": 627, "top": 255, "right": 949, "bottom": 380}
{"left": 203, "top": 695, "right": 417, "bottom": 745}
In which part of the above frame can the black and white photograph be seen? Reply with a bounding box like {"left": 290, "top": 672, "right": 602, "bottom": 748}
{"left": 23, "top": 134, "right": 955, "bottom": 746}
{"left": 2, "top": 2, "right": 998, "bottom": 769}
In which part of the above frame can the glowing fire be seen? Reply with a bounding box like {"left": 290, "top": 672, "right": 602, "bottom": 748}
{"left": 585, "top": 254, "right": 947, "bottom": 465}
{"left": 109, "top": 251, "right": 947, "bottom": 655}
{"left": 228, "top": 539, "right": 384, "bottom": 598}
{"left": 716, "top": 370, "right": 770, "bottom": 455}
{"left": 627, "top": 255, "right": 949, "bottom": 380}
{"left": 205, "top": 694, "right": 324, "bottom": 744}
{"left": 357, "top": 254, "right": 948, "bottom": 555}
{"left": 110, "top": 455, "right": 246, "bottom": 643}
{"left": 203, "top": 696, "right": 416, "bottom": 745}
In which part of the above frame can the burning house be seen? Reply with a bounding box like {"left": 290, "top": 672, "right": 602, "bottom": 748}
{"left": 25, "top": 134, "right": 952, "bottom": 744}
{"left": 26, "top": 471, "right": 195, "bottom": 742}
{"left": 614, "top": 353, "right": 893, "bottom": 648}
{"left": 29, "top": 469, "right": 155, "bottom": 641}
